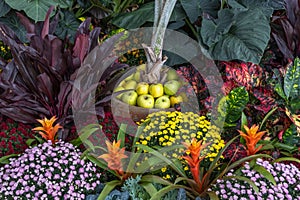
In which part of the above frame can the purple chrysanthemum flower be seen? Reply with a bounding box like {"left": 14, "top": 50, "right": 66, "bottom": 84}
{"left": 0, "top": 140, "right": 101, "bottom": 199}
{"left": 209, "top": 158, "right": 300, "bottom": 199}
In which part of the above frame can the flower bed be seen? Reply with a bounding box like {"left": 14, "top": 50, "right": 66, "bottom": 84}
{"left": 0, "top": 141, "right": 101, "bottom": 199}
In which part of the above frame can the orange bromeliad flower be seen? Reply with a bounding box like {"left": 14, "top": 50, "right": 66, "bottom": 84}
{"left": 238, "top": 124, "right": 266, "bottom": 156}
{"left": 98, "top": 140, "right": 128, "bottom": 176}
{"left": 32, "top": 116, "right": 62, "bottom": 144}
{"left": 182, "top": 138, "right": 209, "bottom": 185}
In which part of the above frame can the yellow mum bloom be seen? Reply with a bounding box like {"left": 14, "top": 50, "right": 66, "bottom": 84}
{"left": 161, "top": 167, "right": 167, "bottom": 172}
{"left": 141, "top": 140, "right": 147, "bottom": 145}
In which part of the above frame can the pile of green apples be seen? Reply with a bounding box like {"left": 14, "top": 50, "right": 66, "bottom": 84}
{"left": 114, "top": 65, "right": 184, "bottom": 109}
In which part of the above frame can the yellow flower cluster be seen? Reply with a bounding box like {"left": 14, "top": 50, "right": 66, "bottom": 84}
{"left": 136, "top": 111, "right": 225, "bottom": 180}
{"left": 0, "top": 41, "right": 12, "bottom": 63}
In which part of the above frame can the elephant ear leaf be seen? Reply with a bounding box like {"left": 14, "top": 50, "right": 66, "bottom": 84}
{"left": 200, "top": 8, "right": 270, "bottom": 64}
{"left": 0, "top": 0, "right": 10, "bottom": 17}
{"left": 4, "top": 0, "right": 57, "bottom": 22}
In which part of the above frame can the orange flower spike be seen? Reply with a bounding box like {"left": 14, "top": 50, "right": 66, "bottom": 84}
{"left": 182, "top": 138, "right": 209, "bottom": 185}
{"left": 98, "top": 140, "right": 128, "bottom": 176}
{"left": 238, "top": 124, "right": 266, "bottom": 156}
{"left": 32, "top": 116, "right": 62, "bottom": 144}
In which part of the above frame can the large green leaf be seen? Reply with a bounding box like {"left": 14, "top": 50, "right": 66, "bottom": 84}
{"left": 179, "top": 0, "right": 200, "bottom": 22}
{"left": 0, "top": 0, "right": 10, "bottom": 17}
{"left": 55, "top": 0, "right": 73, "bottom": 8}
{"left": 218, "top": 86, "right": 249, "bottom": 123}
{"left": 284, "top": 57, "right": 300, "bottom": 100}
{"left": 4, "top": 0, "right": 57, "bottom": 22}
{"left": 55, "top": 10, "right": 80, "bottom": 42}
{"left": 112, "top": 2, "right": 185, "bottom": 29}
{"left": 200, "top": 8, "right": 270, "bottom": 63}
{"left": 227, "top": 0, "right": 274, "bottom": 16}
{"left": 0, "top": 12, "right": 27, "bottom": 42}
{"left": 200, "top": 9, "right": 234, "bottom": 47}
{"left": 198, "top": 0, "right": 221, "bottom": 19}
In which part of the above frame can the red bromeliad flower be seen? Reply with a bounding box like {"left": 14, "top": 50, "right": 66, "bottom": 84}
{"left": 182, "top": 138, "right": 210, "bottom": 185}
{"left": 98, "top": 140, "right": 128, "bottom": 176}
{"left": 238, "top": 124, "right": 266, "bottom": 156}
{"left": 32, "top": 116, "right": 62, "bottom": 144}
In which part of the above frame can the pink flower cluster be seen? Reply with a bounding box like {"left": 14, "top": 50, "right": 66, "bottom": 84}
{"left": 0, "top": 141, "right": 101, "bottom": 199}
{"left": 210, "top": 158, "right": 300, "bottom": 199}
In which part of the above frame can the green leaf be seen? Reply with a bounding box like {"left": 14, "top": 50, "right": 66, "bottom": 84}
{"left": 284, "top": 57, "right": 300, "bottom": 100}
{"left": 117, "top": 123, "right": 127, "bottom": 148}
{"left": 218, "top": 87, "right": 249, "bottom": 123}
{"left": 282, "top": 124, "right": 300, "bottom": 146}
{"left": 227, "top": 0, "right": 274, "bottom": 17}
{"left": 260, "top": 107, "right": 278, "bottom": 129}
{"left": 141, "top": 175, "right": 173, "bottom": 186}
{"left": 201, "top": 8, "right": 270, "bottom": 63}
{"left": 34, "top": 135, "right": 45, "bottom": 144}
{"left": 72, "top": 124, "right": 100, "bottom": 148}
{"left": 4, "top": 0, "right": 56, "bottom": 22}
{"left": 112, "top": 2, "right": 185, "bottom": 29}
{"left": 241, "top": 111, "right": 248, "bottom": 132}
{"left": 273, "top": 141, "right": 298, "bottom": 153}
{"left": 273, "top": 157, "right": 300, "bottom": 164}
{"left": 253, "top": 164, "right": 276, "bottom": 185}
{"left": 136, "top": 144, "right": 186, "bottom": 177}
{"left": 54, "top": 0, "right": 73, "bottom": 8}
{"left": 180, "top": 0, "right": 201, "bottom": 22}
{"left": 0, "top": 0, "right": 10, "bottom": 17}
{"left": 0, "top": 154, "right": 18, "bottom": 164}
{"left": 97, "top": 180, "right": 122, "bottom": 200}
{"left": 199, "top": 0, "right": 220, "bottom": 19}
{"left": 200, "top": 9, "right": 234, "bottom": 47}
{"left": 0, "top": 11, "right": 27, "bottom": 42}
{"left": 55, "top": 10, "right": 80, "bottom": 42}
{"left": 25, "top": 138, "right": 36, "bottom": 147}
{"left": 140, "top": 182, "right": 158, "bottom": 196}
{"left": 227, "top": 154, "right": 272, "bottom": 172}
{"left": 274, "top": 83, "right": 286, "bottom": 100}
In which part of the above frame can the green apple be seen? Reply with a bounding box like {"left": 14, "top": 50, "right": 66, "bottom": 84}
{"left": 137, "top": 64, "right": 146, "bottom": 71}
{"left": 137, "top": 94, "right": 154, "bottom": 108}
{"left": 123, "top": 80, "right": 137, "bottom": 90}
{"left": 124, "top": 73, "right": 134, "bottom": 81}
{"left": 166, "top": 69, "right": 179, "bottom": 81}
{"left": 114, "top": 86, "right": 125, "bottom": 99}
{"left": 170, "top": 95, "right": 183, "bottom": 107}
{"left": 118, "top": 80, "right": 126, "bottom": 87}
{"left": 121, "top": 91, "right": 138, "bottom": 105}
{"left": 133, "top": 71, "right": 141, "bottom": 82}
{"left": 164, "top": 80, "right": 181, "bottom": 96}
{"left": 136, "top": 82, "right": 149, "bottom": 95}
{"left": 155, "top": 95, "right": 171, "bottom": 109}
{"left": 149, "top": 83, "right": 164, "bottom": 98}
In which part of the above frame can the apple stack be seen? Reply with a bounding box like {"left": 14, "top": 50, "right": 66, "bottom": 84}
{"left": 114, "top": 64, "right": 184, "bottom": 109}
